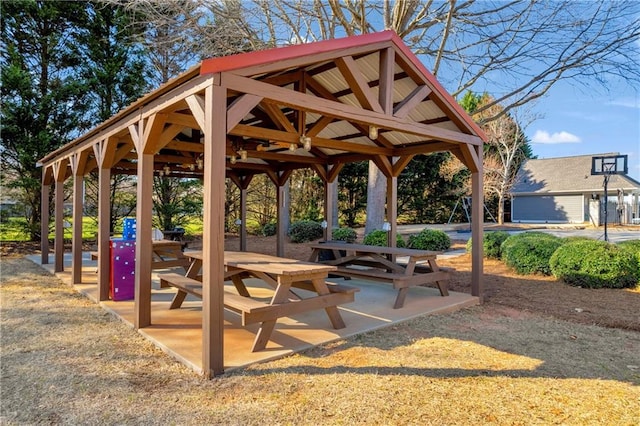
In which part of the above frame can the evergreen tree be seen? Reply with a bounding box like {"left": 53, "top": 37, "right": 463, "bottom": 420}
{"left": 78, "top": 1, "right": 148, "bottom": 232}
{"left": 1, "top": 0, "right": 89, "bottom": 240}
{"left": 79, "top": 1, "right": 148, "bottom": 124}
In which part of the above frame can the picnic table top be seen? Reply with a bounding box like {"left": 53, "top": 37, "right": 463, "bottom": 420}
{"left": 308, "top": 242, "right": 439, "bottom": 258}
{"left": 184, "top": 250, "right": 336, "bottom": 277}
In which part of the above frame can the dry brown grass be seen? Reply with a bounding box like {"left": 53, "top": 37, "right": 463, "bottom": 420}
{"left": 2, "top": 255, "right": 639, "bottom": 425}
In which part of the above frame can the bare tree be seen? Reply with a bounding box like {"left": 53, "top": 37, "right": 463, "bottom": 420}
{"left": 110, "top": 0, "right": 640, "bottom": 230}
{"left": 475, "top": 96, "right": 537, "bottom": 224}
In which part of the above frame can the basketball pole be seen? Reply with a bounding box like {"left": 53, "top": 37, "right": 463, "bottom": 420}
{"left": 603, "top": 173, "right": 610, "bottom": 242}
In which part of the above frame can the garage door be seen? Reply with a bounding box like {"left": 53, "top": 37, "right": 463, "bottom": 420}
{"left": 512, "top": 195, "right": 583, "bottom": 223}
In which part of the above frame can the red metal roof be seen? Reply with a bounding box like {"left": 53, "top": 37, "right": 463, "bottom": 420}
{"left": 200, "top": 30, "right": 485, "bottom": 141}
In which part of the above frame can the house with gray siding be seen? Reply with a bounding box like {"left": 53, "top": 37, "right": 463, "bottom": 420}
{"left": 511, "top": 153, "right": 640, "bottom": 225}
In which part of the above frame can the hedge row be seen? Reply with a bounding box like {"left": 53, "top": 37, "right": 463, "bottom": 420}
{"left": 467, "top": 231, "right": 638, "bottom": 289}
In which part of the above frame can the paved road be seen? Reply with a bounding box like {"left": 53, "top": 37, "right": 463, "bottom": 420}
{"left": 397, "top": 223, "right": 639, "bottom": 243}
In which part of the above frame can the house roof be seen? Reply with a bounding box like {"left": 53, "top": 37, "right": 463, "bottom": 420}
{"left": 38, "top": 30, "right": 485, "bottom": 181}
{"left": 512, "top": 153, "right": 640, "bottom": 195}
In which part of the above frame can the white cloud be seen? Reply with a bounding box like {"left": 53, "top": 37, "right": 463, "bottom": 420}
{"left": 531, "top": 130, "right": 581, "bottom": 144}
{"left": 606, "top": 98, "right": 640, "bottom": 109}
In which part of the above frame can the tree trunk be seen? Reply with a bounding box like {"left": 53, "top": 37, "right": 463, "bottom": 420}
{"left": 330, "top": 179, "right": 339, "bottom": 228}
{"left": 365, "top": 161, "right": 386, "bottom": 234}
{"left": 498, "top": 193, "right": 505, "bottom": 225}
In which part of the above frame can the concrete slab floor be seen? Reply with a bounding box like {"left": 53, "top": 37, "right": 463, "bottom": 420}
{"left": 27, "top": 252, "right": 479, "bottom": 375}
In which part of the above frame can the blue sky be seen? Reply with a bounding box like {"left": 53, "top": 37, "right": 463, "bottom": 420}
{"left": 525, "top": 79, "right": 640, "bottom": 182}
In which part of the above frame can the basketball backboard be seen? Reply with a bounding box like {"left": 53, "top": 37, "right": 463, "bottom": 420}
{"left": 591, "top": 154, "right": 628, "bottom": 176}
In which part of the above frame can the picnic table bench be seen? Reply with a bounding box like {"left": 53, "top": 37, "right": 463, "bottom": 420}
{"left": 308, "top": 242, "right": 451, "bottom": 309}
{"left": 158, "top": 251, "right": 358, "bottom": 352}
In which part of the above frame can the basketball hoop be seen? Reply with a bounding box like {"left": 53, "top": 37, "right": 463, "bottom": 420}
{"left": 591, "top": 155, "right": 628, "bottom": 175}
{"left": 591, "top": 154, "right": 628, "bottom": 241}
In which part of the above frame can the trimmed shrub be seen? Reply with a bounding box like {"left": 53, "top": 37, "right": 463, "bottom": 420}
{"left": 550, "top": 240, "right": 639, "bottom": 289}
{"left": 288, "top": 220, "right": 323, "bottom": 243}
{"left": 408, "top": 228, "right": 451, "bottom": 251}
{"left": 261, "top": 222, "right": 276, "bottom": 237}
{"left": 331, "top": 227, "right": 357, "bottom": 243}
{"left": 363, "top": 230, "right": 406, "bottom": 247}
{"left": 500, "top": 232, "right": 563, "bottom": 275}
{"left": 466, "top": 231, "right": 510, "bottom": 259}
{"left": 617, "top": 239, "right": 640, "bottom": 272}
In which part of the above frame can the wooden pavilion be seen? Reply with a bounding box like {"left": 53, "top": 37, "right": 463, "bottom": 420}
{"left": 37, "top": 31, "right": 486, "bottom": 378}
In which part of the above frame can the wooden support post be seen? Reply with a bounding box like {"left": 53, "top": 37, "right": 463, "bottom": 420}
{"left": 97, "top": 166, "right": 111, "bottom": 301}
{"left": 134, "top": 119, "right": 154, "bottom": 328}
{"left": 471, "top": 145, "right": 484, "bottom": 299}
{"left": 202, "top": 82, "right": 226, "bottom": 378}
{"left": 40, "top": 180, "right": 50, "bottom": 265}
{"left": 324, "top": 178, "right": 334, "bottom": 241}
{"left": 276, "top": 178, "right": 289, "bottom": 258}
{"left": 71, "top": 170, "right": 83, "bottom": 283}
{"left": 386, "top": 172, "right": 398, "bottom": 248}
{"left": 240, "top": 186, "right": 247, "bottom": 251}
{"left": 54, "top": 164, "right": 66, "bottom": 273}
{"left": 330, "top": 180, "right": 339, "bottom": 228}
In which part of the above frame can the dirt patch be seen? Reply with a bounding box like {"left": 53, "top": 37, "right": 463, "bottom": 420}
{"left": 440, "top": 253, "right": 640, "bottom": 331}
{"left": 4, "top": 235, "right": 639, "bottom": 332}
{"left": 1, "top": 256, "right": 638, "bottom": 425}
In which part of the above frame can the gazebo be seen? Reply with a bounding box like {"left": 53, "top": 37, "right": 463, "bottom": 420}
{"left": 38, "top": 31, "right": 485, "bottom": 378}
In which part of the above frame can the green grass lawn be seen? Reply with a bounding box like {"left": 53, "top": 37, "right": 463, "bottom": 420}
{"left": 1, "top": 217, "right": 99, "bottom": 242}
{"left": 0, "top": 216, "right": 204, "bottom": 242}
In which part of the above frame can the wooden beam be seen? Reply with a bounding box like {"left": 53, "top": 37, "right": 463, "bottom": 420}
{"left": 186, "top": 94, "right": 206, "bottom": 131}
{"left": 227, "top": 93, "right": 263, "bottom": 130}
{"left": 372, "top": 155, "right": 393, "bottom": 179}
{"left": 311, "top": 164, "right": 327, "bottom": 182}
{"left": 327, "top": 163, "right": 344, "bottom": 183}
{"left": 222, "top": 73, "right": 482, "bottom": 146}
{"left": 393, "top": 85, "right": 432, "bottom": 119}
{"left": 128, "top": 124, "right": 140, "bottom": 151}
{"left": 261, "top": 103, "right": 297, "bottom": 133}
{"left": 307, "top": 115, "right": 334, "bottom": 137}
{"left": 166, "top": 112, "right": 200, "bottom": 129}
{"left": 230, "top": 124, "right": 392, "bottom": 155}
{"left": 165, "top": 140, "right": 204, "bottom": 153}
{"left": 335, "top": 55, "right": 383, "bottom": 114}
{"left": 143, "top": 113, "right": 169, "bottom": 154}
{"left": 392, "top": 155, "right": 416, "bottom": 177}
{"left": 395, "top": 141, "right": 453, "bottom": 157}
{"left": 459, "top": 143, "right": 481, "bottom": 173}
{"left": 241, "top": 149, "right": 324, "bottom": 165}
{"left": 39, "top": 73, "right": 212, "bottom": 169}
{"left": 379, "top": 47, "right": 395, "bottom": 115}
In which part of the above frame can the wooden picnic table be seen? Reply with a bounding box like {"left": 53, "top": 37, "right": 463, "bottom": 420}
{"left": 158, "top": 250, "right": 358, "bottom": 352}
{"left": 308, "top": 242, "right": 451, "bottom": 309}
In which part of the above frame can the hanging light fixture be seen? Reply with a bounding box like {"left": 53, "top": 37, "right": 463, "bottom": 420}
{"left": 196, "top": 157, "right": 203, "bottom": 170}
{"left": 230, "top": 154, "right": 237, "bottom": 164}
{"left": 300, "top": 134, "right": 312, "bottom": 151}
{"left": 189, "top": 163, "right": 195, "bottom": 171}
{"left": 238, "top": 149, "right": 248, "bottom": 161}
{"left": 369, "top": 126, "right": 378, "bottom": 139}
{"left": 289, "top": 143, "right": 297, "bottom": 151}
{"left": 163, "top": 164, "right": 171, "bottom": 176}
{"left": 159, "top": 170, "right": 164, "bottom": 177}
